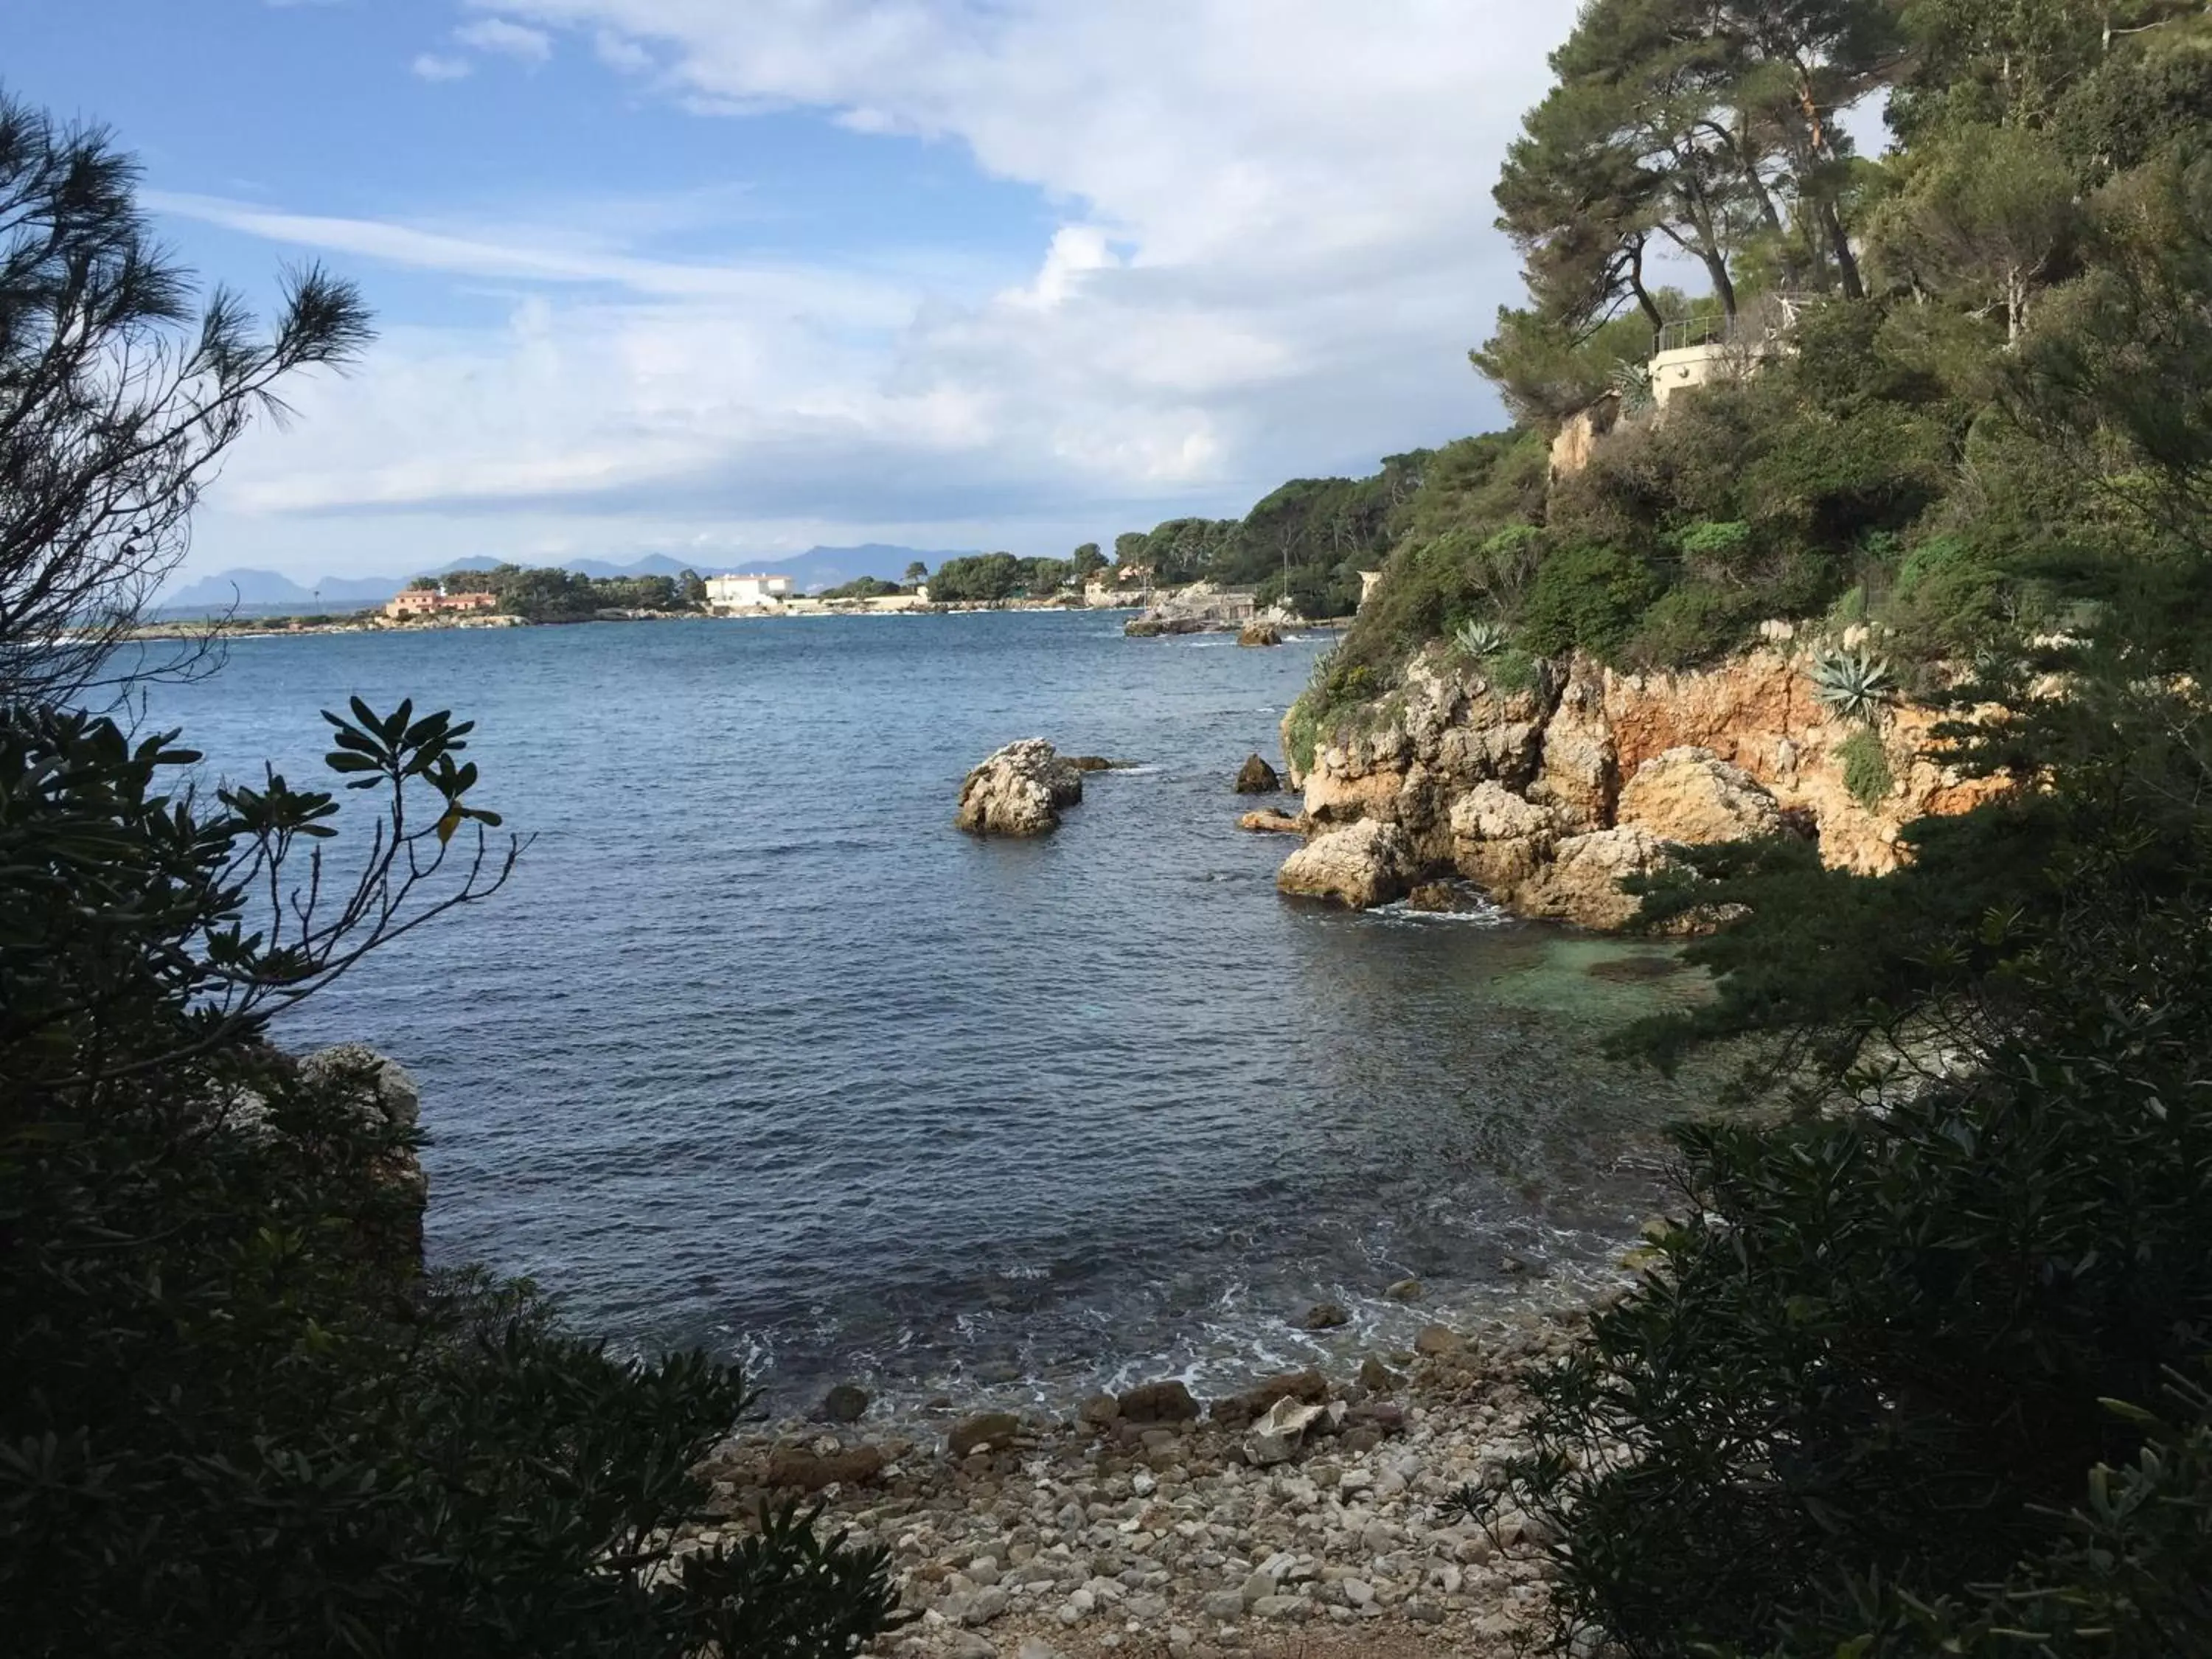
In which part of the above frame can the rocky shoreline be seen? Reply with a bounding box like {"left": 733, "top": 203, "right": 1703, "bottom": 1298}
{"left": 1276, "top": 639, "right": 2003, "bottom": 928}
{"left": 683, "top": 1304, "right": 1593, "bottom": 1659}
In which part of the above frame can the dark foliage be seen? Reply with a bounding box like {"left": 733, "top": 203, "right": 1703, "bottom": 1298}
{"left": 0, "top": 95, "right": 372, "bottom": 703}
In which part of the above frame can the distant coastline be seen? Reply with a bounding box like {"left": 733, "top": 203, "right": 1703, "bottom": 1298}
{"left": 130, "top": 591, "right": 1192, "bottom": 643}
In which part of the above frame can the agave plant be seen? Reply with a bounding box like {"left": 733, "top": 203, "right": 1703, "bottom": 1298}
{"left": 1454, "top": 618, "right": 1510, "bottom": 659}
{"left": 1811, "top": 648, "right": 1894, "bottom": 724}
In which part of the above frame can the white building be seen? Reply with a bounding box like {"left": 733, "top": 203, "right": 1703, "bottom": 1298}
{"left": 703, "top": 572, "right": 796, "bottom": 609}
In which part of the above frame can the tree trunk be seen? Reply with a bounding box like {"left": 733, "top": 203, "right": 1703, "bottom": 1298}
{"left": 1819, "top": 196, "right": 1865, "bottom": 299}
{"left": 1629, "top": 239, "right": 1664, "bottom": 333}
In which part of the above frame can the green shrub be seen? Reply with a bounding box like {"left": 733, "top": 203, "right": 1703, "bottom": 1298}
{"left": 1837, "top": 724, "right": 1895, "bottom": 807}
{"left": 1514, "top": 663, "right": 2212, "bottom": 1657}
{"left": 1624, "top": 582, "right": 1760, "bottom": 669}
{"left": 1669, "top": 518, "right": 1756, "bottom": 579}
{"left": 1813, "top": 649, "right": 1898, "bottom": 725}
{"left": 1518, "top": 540, "right": 1665, "bottom": 661}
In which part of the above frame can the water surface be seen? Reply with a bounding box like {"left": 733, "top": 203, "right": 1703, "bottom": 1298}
{"left": 154, "top": 612, "right": 1708, "bottom": 1410}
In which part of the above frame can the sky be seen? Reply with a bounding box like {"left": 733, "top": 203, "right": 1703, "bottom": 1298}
{"left": 8, "top": 1, "right": 1576, "bottom": 581}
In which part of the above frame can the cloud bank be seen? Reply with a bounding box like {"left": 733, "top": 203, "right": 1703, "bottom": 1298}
{"left": 198, "top": 1, "right": 1569, "bottom": 574}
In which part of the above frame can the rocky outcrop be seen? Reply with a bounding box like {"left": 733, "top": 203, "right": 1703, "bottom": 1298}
{"left": 1285, "top": 641, "right": 2007, "bottom": 928}
{"left": 1238, "top": 622, "right": 1284, "bottom": 647}
{"left": 1238, "top": 808, "right": 1305, "bottom": 835}
{"left": 1510, "top": 827, "right": 1677, "bottom": 931}
{"left": 1124, "top": 582, "right": 1262, "bottom": 637}
{"left": 1234, "top": 753, "right": 1281, "bottom": 793}
{"left": 1615, "top": 746, "right": 1781, "bottom": 844}
{"left": 956, "top": 740, "right": 1084, "bottom": 837}
{"left": 1276, "top": 821, "right": 1413, "bottom": 908}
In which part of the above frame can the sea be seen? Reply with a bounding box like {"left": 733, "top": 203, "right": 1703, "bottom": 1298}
{"left": 149, "top": 610, "right": 1713, "bottom": 1415}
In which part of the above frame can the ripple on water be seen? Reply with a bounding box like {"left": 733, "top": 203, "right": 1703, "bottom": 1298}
{"left": 151, "top": 613, "right": 1710, "bottom": 1411}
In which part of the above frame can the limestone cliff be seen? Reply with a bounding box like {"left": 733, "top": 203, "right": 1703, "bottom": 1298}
{"left": 1280, "top": 641, "right": 2003, "bottom": 926}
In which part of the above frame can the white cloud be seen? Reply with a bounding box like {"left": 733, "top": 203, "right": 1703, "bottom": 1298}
{"left": 454, "top": 16, "right": 555, "bottom": 64}
{"left": 187, "top": 1, "right": 1573, "bottom": 577}
{"left": 410, "top": 52, "right": 474, "bottom": 81}
{"left": 593, "top": 29, "right": 655, "bottom": 74}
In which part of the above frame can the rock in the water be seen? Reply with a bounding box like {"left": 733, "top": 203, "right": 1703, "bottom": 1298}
{"left": 1276, "top": 820, "right": 1413, "bottom": 909}
{"left": 1237, "top": 622, "right": 1284, "bottom": 647}
{"left": 1076, "top": 1392, "right": 1120, "bottom": 1430}
{"left": 1413, "top": 1324, "right": 1466, "bottom": 1357}
{"left": 1384, "top": 1276, "right": 1422, "bottom": 1301}
{"left": 956, "top": 740, "right": 1085, "bottom": 838}
{"left": 1302, "top": 1301, "right": 1351, "bottom": 1330}
{"left": 1404, "top": 880, "right": 1488, "bottom": 913}
{"left": 1238, "top": 808, "right": 1304, "bottom": 834}
{"left": 1117, "top": 1380, "right": 1200, "bottom": 1424}
{"left": 947, "top": 1411, "right": 1023, "bottom": 1458}
{"left": 1615, "top": 745, "right": 1782, "bottom": 845}
{"left": 1234, "top": 753, "right": 1281, "bottom": 793}
{"left": 1065, "top": 754, "right": 1129, "bottom": 771}
{"left": 819, "top": 1382, "right": 870, "bottom": 1424}
{"left": 1514, "top": 826, "right": 1677, "bottom": 931}
{"left": 1448, "top": 782, "right": 1561, "bottom": 893}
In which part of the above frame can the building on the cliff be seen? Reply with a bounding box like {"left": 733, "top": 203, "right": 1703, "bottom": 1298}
{"left": 703, "top": 572, "right": 796, "bottom": 610}
{"left": 383, "top": 588, "right": 498, "bottom": 619}
{"left": 1648, "top": 292, "right": 1813, "bottom": 410}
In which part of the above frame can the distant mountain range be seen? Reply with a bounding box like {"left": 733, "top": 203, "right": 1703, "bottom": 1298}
{"left": 156, "top": 545, "right": 975, "bottom": 616}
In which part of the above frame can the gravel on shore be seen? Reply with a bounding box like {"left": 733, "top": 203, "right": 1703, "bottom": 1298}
{"left": 678, "top": 1307, "right": 1602, "bottom": 1659}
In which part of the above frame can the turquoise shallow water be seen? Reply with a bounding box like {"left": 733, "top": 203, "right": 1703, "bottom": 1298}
{"left": 150, "top": 611, "right": 1708, "bottom": 1410}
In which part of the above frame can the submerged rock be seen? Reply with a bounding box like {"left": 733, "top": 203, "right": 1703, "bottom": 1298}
{"left": 956, "top": 740, "right": 1085, "bottom": 837}
{"left": 1276, "top": 820, "right": 1413, "bottom": 909}
{"left": 819, "top": 1382, "right": 871, "bottom": 1424}
{"left": 1234, "top": 753, "right": 1281, "bottom": 793}
{"left": 1403, "top": 880, "right": 1488, "bottom": 914}
{"left": 1238, "top": 808, "right": 1305, "bottom": 835}
{"left": 1302, "top": 1300, "right": 1351, "bottom": 1329}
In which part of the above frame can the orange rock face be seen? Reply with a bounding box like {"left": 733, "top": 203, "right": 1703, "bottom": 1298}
{"left": 1281, "top": 641, "right": 2010, "bottom": 924}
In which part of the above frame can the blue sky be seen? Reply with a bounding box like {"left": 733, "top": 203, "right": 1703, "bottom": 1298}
{"left": 9, "top": 1, "right": 1573, "bottom": 582}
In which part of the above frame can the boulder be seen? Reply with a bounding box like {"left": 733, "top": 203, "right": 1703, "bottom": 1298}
{"left": 1234, "top": 753, "right": 1281, "bottom": 794}
{"left": 956, "top": 740, "right": 1085, "bottom": 837}
{"left": 1301, "top": 1301, "right": 1351, "bottom": 1330}
{"left": 1076, "top": 1393, "right": 1120, "bottom": 1430}
{"left": 818, "top": 1382, "right": 870, "bottom": 1424}
{"left": 1242, "top": 1394, "right": 1338, "bottom": 1467}
{"left": 1413, "top": 1324, "right": 1466, "bottom": 1358}
{"left": 1357, "top": 1354, "right": 1403, "bottom": 1394}
{"left": 1065, "top": 755, "right": 1131, "bottom": 772}
{"left": 1384, "top": 1277, "right": 1422, "bottom": 1302}
{"left": 1211, "top": 1367, "right": 1330, "bottom": 1430}
{"left": 1616, "top": 745, "right": 1782, "bottom": 845}
{"left": 1237, "top": 623, "right": 1284, "bottom": 647}
{"left": 947, "top": 1411, "right": 1023, "bottom": 1458}
{"left": 765, "top": 1443, "right": 887, "bottom": 1491}
{"left": 1514, "top": 827, "right": 1679, "bottom": 931}
{"left": 1276, "top": 820, "right": 1413, "bottom": 909}
{"left": 1238, "top": 809, "right": 1305, "bottom": 835}
{"left": 1448, "top": 782, "right": 1559, "bottom": 892}
{"left": 1116, "top": 1379, "right": 1200, "bottom": 1424}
